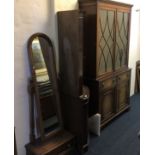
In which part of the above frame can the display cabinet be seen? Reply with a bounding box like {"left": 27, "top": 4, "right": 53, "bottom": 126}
{"left": 78, "top": 0, "right": 132, "bottom": 126}
{"left": 79, "top": 0, "right": 132, "bottom": 78}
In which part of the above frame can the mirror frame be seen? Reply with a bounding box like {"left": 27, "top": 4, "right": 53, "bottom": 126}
{"left": 27, "top": 33, "right": 63, "bottom": 140}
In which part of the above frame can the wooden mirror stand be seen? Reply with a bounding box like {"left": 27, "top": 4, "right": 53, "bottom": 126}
{"left": 25, "top": 33, "right": 75, "bottom": 155}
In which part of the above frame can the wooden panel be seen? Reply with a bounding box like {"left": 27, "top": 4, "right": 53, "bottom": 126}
{"left": 117, "top": 71, "right": 130, "bottom": 111}
{"left": 79, "top": 1, "right": 97, "bottom": 78}
{"left": 57, "top": 10, "right": 83, "bottom": 97}
{"left": 101, "top": 78, "right": 114, "bottom": 90}
{"left": 100, "top": 88, "right": 115, "bottom": 122}
{"left": 83, "top": 15, "right": 97, "bottom": 78}
{"left": 60, "top": 92, "right": 88, "bottom": 152}
{"left": 116, "top": 6, "right": 132, "bottom": 13}
{"left": 25, "top": 130, "right": 75, "bottom": 155}
{"left": 79, "top": 1, "right": 97, "bottom": 15}
{"left": 117, "top": 71, "right": 130, "bottom": 82}
{"left": 58, "top": 147, "right": 74, "bottom": 155}
{"left": 97, "top": 0, "right": 132, "bottom": 11}
{"left": 57, "top": 10, "right": 89, "bottom": 153}
{"left": 117, "top": 82, "right": 129, "bottom": 111}
{"left": 98, "top": 2, "right": 119, "bottom": 11}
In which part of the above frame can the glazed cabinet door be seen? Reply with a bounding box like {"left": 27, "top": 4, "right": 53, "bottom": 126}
{"left": 115, "top": 8, "right": 131, "bottom": 70}
{"left": 99, "top": 78, "right": 116, "bottom": 123}
{"left": 96, "top": 3, "right": 116, "bottom": 77}
{"left": 116, "top": 71, "right": 130, "bottom": 111}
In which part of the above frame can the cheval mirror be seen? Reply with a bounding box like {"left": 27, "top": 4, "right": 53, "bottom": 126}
{"left": 27, "top": 33, "right": 63, "bottom": 141}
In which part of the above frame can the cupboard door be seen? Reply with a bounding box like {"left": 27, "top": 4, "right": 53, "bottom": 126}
{"left": 96, "top": 6, "right": 115, "bottom": 77}
{"left": 117, "top": 72, "right": 130, "bottom": 111}
{"left": 99, "top": 88, "right": 115, "bottom": 122}
{"left": 99, "top": 76, "right": 116, "bottom": 123}
{"left": 115, "top": 10, "right": 130, "bottom": 70}
{"left": 58, "top": 11, "right": 84, "bottom": 97}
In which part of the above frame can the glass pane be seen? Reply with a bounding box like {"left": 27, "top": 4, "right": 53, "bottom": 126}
{"left": 32, "top": 37, "right": 49, "bottom": 82}
{"left": 97, "top": 9, "right": 114, "bottom": 76}
{"left": 115, "top": 12, "right": 129, "bottom": 69}
{"left": 31, "top": 37, "right": 60, "bottom": 134}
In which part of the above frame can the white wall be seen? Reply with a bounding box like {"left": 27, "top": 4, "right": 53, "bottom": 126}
{"left": 55, "top": 0, "right": 78, "bottom": 11}
{"left": 129, "top": 7, "right": 140, "bottom": 95}
{"left": 14, "top": 0, "right": 139, "bottom": 154}
{"left": 14, "top": 0, "right": 54, "bottom": 154}
{"left": 52, "top": 0, "right": 78, "bottom": 70}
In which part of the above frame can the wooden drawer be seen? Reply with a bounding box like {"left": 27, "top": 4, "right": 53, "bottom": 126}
{"left": 25, "top": 131, "right": 75, "bottom": 155}
{"left": 46, "top": 142, "right": 74, "bottom": 155}
{"left": 58, "top": 146, "right": 74, "bottom": 155}
{"left": 26, "top": 141, "right": 75, "bottom": 155}
{"left": 99, "top": 77, "right": 116, "bottom": 91}
{"left": 117, "top": 71, "right": 130, "bottom": 82}
{"left": 116, "top": 70, "right": 131, "bottom": 112}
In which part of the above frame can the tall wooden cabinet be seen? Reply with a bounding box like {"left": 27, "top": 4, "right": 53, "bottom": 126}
{"left": 58, "top": 0, "right": 132, "bottom": 149}
{"left": 57, "top": 11, "right": 89, "bottom": 153}
{"left": 78, "top": 0, "right": 132, "bottom": 127}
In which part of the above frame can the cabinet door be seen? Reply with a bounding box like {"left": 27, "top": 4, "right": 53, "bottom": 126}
{"left": 58, "top": 11, "right": 84, "bottom": 97}
{"left": 116, "top": 71, "right": 130, "bottom": 111}
{"left": 99, "top": 77, "right": 116, "bottom": 122}
{"left": 115, "top": 9, "right": 130, "bottom": 70}
{"left": 96, "top": 5, "right": 115, "bottom": 77}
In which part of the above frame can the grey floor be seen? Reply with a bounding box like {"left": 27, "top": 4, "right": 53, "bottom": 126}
{"left": 84, "top": 93, "right": 140, "bottom": 155}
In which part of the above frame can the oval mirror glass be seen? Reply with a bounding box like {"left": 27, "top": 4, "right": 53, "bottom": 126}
{"left": 28, "top": 33, "right": 62, "bottom": 139}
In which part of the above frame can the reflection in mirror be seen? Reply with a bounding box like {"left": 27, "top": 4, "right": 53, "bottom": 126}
{"left": 32, "top": 37, "right": 49, "bottom": 82}
{"left": 28, "top": 33, "right": 62, "bottom": 139}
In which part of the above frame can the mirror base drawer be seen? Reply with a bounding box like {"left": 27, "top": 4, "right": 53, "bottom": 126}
{"left": 25, "top": 130, "right": 75, "bottom": 155}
